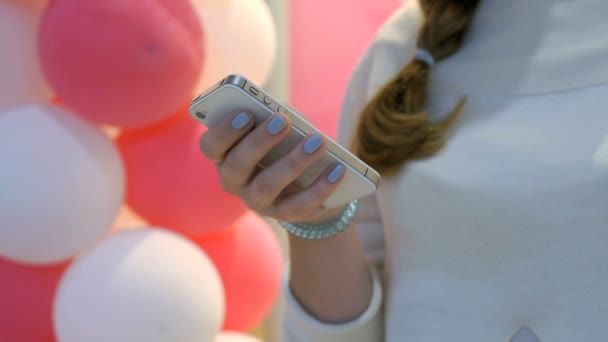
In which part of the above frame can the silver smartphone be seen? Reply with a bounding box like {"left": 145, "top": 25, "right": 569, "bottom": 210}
{"left": 189, "top": 74, "right": 381, "bottom": 209}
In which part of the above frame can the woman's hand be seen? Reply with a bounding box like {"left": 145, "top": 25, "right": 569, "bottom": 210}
{"left": 199, "top": 111, "right": 346, "bottom": 223}
{"left": 201, "top": 111, "right": 374, "bottom": 325}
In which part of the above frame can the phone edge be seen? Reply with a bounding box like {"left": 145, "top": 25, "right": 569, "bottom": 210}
{"left": 189, "top": 74, "right": 382, "bottom": 188}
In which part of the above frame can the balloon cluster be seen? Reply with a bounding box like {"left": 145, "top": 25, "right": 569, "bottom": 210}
{"left": 0, "top": 0, "right": 280, "bottom": 341}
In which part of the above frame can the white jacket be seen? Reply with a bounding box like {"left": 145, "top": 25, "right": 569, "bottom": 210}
{"left": 282, "top": 0, "right": 608, "bottom": 340}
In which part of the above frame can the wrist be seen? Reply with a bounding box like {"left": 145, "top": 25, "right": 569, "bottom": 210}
{"left": 302, "top": 207, "right": 344, "bottom": 225}
{"left": 279, "top": 200, "right": 360, "bottom": 240}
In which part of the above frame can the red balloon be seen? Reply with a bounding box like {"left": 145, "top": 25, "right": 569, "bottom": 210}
{"left": 0, "top": 258, "right": 68, "bottom": 342}
{"left": 116, "top": 107, "right": 248, "bottom": 236}
{"left": 190, "top": 211, "right": 283, "bottom": 331}
{"left": 38, "top": 0, "right": 204, "bottom": 128}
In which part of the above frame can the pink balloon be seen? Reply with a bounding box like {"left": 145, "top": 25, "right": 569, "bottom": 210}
{"left": 0, "top": 257, "right": 68, "bottom": 342}
{"left": 190, "top": 212, "right": 283, "bottom": 332}
{"left": 38, "top": 0, "right": 205, "bottom": 128}
{"left": 116, "top": 107, "right": 248, "bottom": 236}
{"left": 289, "top": 0, "right": 401, "bottom": 137}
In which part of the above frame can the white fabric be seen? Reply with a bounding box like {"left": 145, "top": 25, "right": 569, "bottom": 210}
{"left": 282, "top": 0, "right": 608, "bottom": 341}
{"left": 282, "top": 264, "right": 384, "bottom": 342}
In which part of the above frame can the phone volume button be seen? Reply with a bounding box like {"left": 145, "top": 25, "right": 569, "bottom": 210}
{"left": 263, "top": 96, "right": 272, "bottom": 105}
{"left": 249, "top": 86, "right": 260, "bottom": 96}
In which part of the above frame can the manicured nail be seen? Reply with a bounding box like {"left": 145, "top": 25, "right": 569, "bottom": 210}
{"left": 327, "top": 164, "right": 345, "bottom": 183}
{"left": 303, "top": 133, "right": 323, "bottom": 154}
{"left": 231, "top": 112, "right": 250, "bottom": 130}
{"left": 267, "top": 115, "right": 287, "bottom": 135}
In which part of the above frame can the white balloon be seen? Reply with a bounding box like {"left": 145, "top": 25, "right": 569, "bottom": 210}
{"left": 193, "top": 0, "right": 277, "bottom": 94}
{"left": 214, "top": 332, "right": 263, "bottom": 342}
{"left": 0, "top": 2, "right": 52, "bottom": 111}
{"left": 54, "top": 228, "right": 225, "bottom": 342}
{"left": 0, "top": 104, "right": 124, "bottom": 264}
{"left": 191, "top": 0, "right": 232, "bottom": 8}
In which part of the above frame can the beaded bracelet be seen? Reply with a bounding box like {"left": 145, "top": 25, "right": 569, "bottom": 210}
{"left": 278, "top": 200, "right": 360, "bottom": 240}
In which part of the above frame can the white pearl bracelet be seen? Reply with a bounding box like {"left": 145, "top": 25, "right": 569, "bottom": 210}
{"left": 278, "top": 200, "right": 360, "bottom": 240}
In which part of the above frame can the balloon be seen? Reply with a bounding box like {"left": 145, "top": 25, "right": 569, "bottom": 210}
{"left": 52, "top": 97, "right": 123, "bottom": 140}
{"left": 54, "top": 228, "right": 225, "bottom": 342}
{"left": 192, "top": 0, "right": 276, "bottom": 94}
{"left": 101, "top": 125, "right": 121, "bottom": 139}
{"left": 38, "top": 0, "right": 205, "bottom": 128}
{"left": 214, "top": 332, "right": 262, "bottom": 342}
{"left": 191, "top": 0, "right": 232, "bottom": 8}
{"left": 116, "top": 107, "right": 248, "bottom": 236}
{"left": 190, "top": 212, "right": 283, "bottom": 331}
{"left": 0, "top": 257, "right": 67, "bottom": 342}
{"left": 0, "top": 104, "right": 124, "bottom": 264}
{"left": 0, "top": 1, "right": 52, "bottom": 111}
{"left": 108, "top": 205, "right": 147, "bottom": 234}
{"left": 5, "top": 0, "right": 49, "bottom": 11}
{"left": 289, "top": 0, "right": 401, "bottom": 136}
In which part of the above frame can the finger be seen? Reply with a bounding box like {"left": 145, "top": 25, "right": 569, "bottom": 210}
{"left": 199, "top": 111, "right": 254, "bottom": 162}
{"left": 221, "top": 113, "right": 292, "bottom": 190}
{"left": 269, "top": 162, "right": 346, "bottom": 222}
{"left": 246, "top": 133, "right": 327, "bottom": 209}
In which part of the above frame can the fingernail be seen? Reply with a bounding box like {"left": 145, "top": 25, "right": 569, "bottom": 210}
{"left": 231, "top": 112, "right": 250, "bottom": 130}
{"left": 303, "top": 133, "right": 323, "bottom": 154}
{"left": 327, "top": 164, "right": 345, "bottom": 183}
{"left": 267, "top": 115, "right": 287, "bottom": 135}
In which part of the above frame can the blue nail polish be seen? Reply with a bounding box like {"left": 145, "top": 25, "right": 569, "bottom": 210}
{"left": 303, "top": 133, "right": 323, "bottom": 154}
{"left": 231, "top": 112, "right": 250, "bottom": 130}
{"left": 327, "top": 164, "right": 345, "bottom": 183}
{"left": 267, "top": 115, "right": 286, "bottom": 135}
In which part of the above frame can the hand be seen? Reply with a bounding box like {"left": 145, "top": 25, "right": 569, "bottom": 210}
{"left": 199, "top": 111, "right": 346, "bottom": 223}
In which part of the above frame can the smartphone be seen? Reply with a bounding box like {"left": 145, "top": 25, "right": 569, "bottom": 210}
{"left": 189, "top": 74, "right": 381, "bottom": 209}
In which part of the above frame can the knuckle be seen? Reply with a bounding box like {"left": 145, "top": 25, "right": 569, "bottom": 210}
{"left": 220, "top": 157, "right": 237, "bottom": 174}
{"left": 221, "top": 128, "right": 281, "bottom": 173}
{"left": 284, "top": 151, "right": 305, "bottom": 172}
{"left": 243, "top": 197, "right": 265, "bottom": 213}
{"left": 311, "top": 183, "right": 332, "bottom": 201}
{"left": 248, "top": 134, "right": 271, "bottom": 154}
{"left": 249, "top": 182, "right": 270, "bottom": 199}
{"left": 218, "top": 176, "right": 236, "bottom": 194}
{"left": 219, "top": 162, "right": 241, "bottom": 186}
{"left": 248, "top": 180, "right": 277, "bottom": 207}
